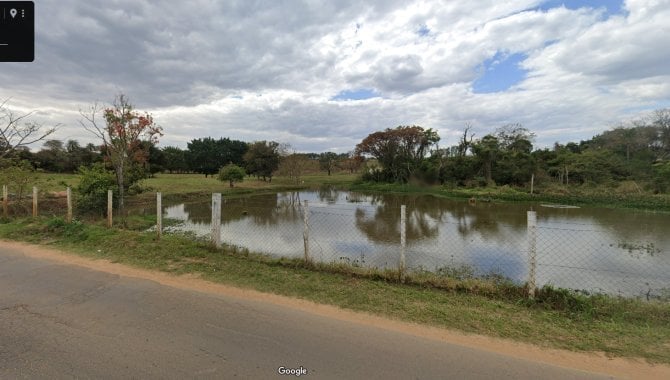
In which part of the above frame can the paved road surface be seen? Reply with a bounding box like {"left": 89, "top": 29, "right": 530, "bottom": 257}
{"left": 0, "top": 245, "right": 613, "bottom": 379}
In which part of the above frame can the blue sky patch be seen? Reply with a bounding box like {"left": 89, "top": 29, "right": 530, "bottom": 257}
{"left": 331, "top": 89, "right": 380, "bottom": 101}
{"left": 417, "top": 24, "right": 430, "bottom": 37}
{"left": 473, "top": 52, "right": 528, "bottom": 94}
{"left": 534, "top": 0, "right": 624, "bottom": 17}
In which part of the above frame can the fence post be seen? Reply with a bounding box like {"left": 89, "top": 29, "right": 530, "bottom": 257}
{"left": 400, "top": 204, "right": 406, "bottom": 280}
{"left": 303, "top": 200, "right": 310, "bottom": 263}
{"left": 32, "top": 186, "right": 38, "bottom": 217}
{"left": 156, "top": 192, "right": 162, "bottom": 239}
{"left": 2, "top": 185, "right": 7, "bottom": 217}
{"left": 107, "top": 190, "right": 113, "bottom": 228}
{"left": 527, "top": 210, "right": 537, "bottom": 298}
{"left": 66, "top": 187, "right": 73, "bottom": 223}
{"left": 211, "top": 193, "right": 221, "bottom": 248}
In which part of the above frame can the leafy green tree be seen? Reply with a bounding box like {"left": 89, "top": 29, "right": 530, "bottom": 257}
{"left": 162, "top": 146, "right": 188, "bottom": 173}
{"left": 355, "top": 125, "right": 439, "bottom": 183}
{"left": 34, "top": 139, "right": 68, "bottom": 173}
{"left": 217, "top": 164, "right": 246, "bottom": 187}
{"left": 186, "top": 137, "right": 248, "bottom": 177}
{"left": 651, "top": 161, "right": 670, "bottom": 193}
{"left": 471, "top": 134, "right": 499, "bottom": 185}
{"left": 244, "top": 141, "right": 280, "bottom": 182}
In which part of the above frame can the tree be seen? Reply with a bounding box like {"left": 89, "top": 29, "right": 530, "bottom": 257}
{"left": 1, "top": 99, "right": 59, "bottom": 159}
{"left": 217, "top": 164, "right": 246, "bottom": 187}
{"left": 186, "top": 137, "right": 248, "bottom": 177}
{"left": 355, "top": 125, "right": 440, "bottom": 183}
{"left": 456, "top": 124, "right": 475, "bottom": 157}
{"left": 279, "top": 153, "right": 310, "bottom": 184}
{"left": 80, "top": 95, "right": 163, "bottom": 214}
{"left": 162, "top": 146, "right": 188, "bottom": 173}
{"left": 34, "top": 139, "right": 68, "bottom": 173}
{"left": 471, "top": 134, "right": 499, "bottom": 185}
{"left": 244, "top": 141, "right": 280, "bottom": 182}
{"left": 319, "top": 152, "right": 339, "bottom": 176}
{"left": 338, "top": 151, "right": 363, "bottom": 174}
{"left": 0, "top": 159, "right": 35, "bottom": 210}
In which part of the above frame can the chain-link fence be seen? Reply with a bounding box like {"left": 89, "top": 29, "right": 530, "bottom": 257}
{"left": 3, "top": 185, "right": 669, "bottom": 300}
{"left": 186, "top": 194, "right": 670, "bottom": 301}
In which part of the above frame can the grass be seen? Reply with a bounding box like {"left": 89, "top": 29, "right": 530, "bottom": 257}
{"left": 350, "top": 181, "right": 670, "bottom": 212}
{"left": 29, "top": 171, "right": 669, "bottom": 212}
{"left": 1, "top": 215, "right": 669, "bottom": 364}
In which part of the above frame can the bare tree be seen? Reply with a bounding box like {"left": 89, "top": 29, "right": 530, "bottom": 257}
{"left": 0, "top": 99, "right": 59, "bottom": 159}
{"left": 456, "top": 124, "right": 475, "bottom": 157}
{"left": 80, "top": 95, "right": 162, "bottom": 214}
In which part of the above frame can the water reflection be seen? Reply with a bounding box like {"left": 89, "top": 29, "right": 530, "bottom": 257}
{"left": 159, "top": 190, "right": 670, "bottom": 297}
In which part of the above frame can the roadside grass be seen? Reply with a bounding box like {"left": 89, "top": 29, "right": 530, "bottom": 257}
{"left": 1, "top": 216, "right": 669, "bottom": 364}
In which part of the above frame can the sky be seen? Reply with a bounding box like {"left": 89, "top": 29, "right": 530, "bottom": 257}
{"left": 1, "top": 0, "right": 670, "bottom": 153}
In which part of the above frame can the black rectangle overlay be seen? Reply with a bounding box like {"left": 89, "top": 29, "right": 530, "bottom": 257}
{"left": 0, "top": 1, "right": 35, "bottom": 62}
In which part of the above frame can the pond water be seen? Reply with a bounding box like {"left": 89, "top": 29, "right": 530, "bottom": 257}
{"left": 148, "top": 189, "right": 670, "bottom": 298}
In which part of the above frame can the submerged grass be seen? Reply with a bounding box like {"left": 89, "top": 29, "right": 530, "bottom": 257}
{"left": 1, "top": 216, "right": 669, "bottom": 363}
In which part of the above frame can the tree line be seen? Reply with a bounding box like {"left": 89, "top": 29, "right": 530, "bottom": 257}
{"left": 3, "top": 93, "right": 669, "bottom": 203}
{"left": 356, "top": 109, "right": 670, "bottom": 193}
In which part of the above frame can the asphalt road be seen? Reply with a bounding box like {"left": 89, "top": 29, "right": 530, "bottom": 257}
{"left": 0, "top": 245, "right": 613, "bottom": 379}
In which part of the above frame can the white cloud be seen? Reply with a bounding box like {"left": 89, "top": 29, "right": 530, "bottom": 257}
{"left": 1, "top": 0, "right": 669, "bottom": 152}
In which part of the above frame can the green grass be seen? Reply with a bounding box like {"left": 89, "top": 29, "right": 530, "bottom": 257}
{"left": 28, "top": 172, "right": 670, "bottom": 212}
{"left": 351, "top": 181, "right": 670, "bottom": 212}
{"left": 1, "top": 216, "right": 669, "bottom": 364}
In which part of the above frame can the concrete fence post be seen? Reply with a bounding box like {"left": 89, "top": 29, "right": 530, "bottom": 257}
{"left": 32, "top": 186, "right": 38, "bottom": 217}
{"left": 2, "top": 185, "right": 7, "bottom": 217}
{"left": 107, "top": 190, "right": 113, "bottom": 228}
{"left": 303, "top": 200, "right": 310, "bottom": 263}
{"left": 66, "top": 187, "right": 73, "bottom": 223}
{"left": 156, "top": 192, "right": 162, "bottom": 239}
{"left": 400, "top": 204, "right": 407, "bottom": 280}
{"left": 527, "top": 210, "right": 537, "bottom": 298}
{"left": 211, "top": 193, "right": 222, "bottom": 248}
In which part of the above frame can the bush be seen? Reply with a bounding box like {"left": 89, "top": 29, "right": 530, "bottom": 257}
{"left": 217, "top": 164, "right": 246, "bottom": 187}
{"left": 76, "top": 164, "right": 117, "bottom": 213}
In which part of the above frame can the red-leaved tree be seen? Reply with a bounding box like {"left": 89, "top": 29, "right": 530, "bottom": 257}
{"left": 81, "top": 95, "right": 162, "bottom": 214}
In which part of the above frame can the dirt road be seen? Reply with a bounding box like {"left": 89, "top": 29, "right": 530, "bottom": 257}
{"left": 1, "top": 240, "right": 666, "bottom": 379}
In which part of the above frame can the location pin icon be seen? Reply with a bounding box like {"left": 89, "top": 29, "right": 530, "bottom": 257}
{"left": 9, "top": 9, "right": 17, "bottom": 18}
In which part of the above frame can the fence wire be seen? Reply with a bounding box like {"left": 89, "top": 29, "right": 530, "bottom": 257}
{"left": 4, "top": 186, "right": 669, "bottom": 300}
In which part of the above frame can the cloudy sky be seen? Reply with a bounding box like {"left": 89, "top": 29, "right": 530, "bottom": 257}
{"left": 2, "top": 0, "right": 670, "bottom": 153}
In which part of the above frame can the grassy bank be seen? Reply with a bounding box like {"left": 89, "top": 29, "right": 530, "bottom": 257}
{"left": 1, "top": 216, "right": 669, "bottom": 364}
{"left": 30, "top": 172, "right": 670, "bottom": 212}
{"left": 350, "top": 181, "right": 670, "bottom": 212}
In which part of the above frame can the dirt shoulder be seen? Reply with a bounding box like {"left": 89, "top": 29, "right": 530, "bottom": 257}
{"left": 2, "top": 239, "right": 668, "bottom": 379}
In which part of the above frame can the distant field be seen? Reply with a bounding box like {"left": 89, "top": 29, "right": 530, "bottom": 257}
{"left": 32, "top": 172, "right": 358, "bottom": 196}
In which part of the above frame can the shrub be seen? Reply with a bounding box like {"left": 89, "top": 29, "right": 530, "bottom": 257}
{"left": 76, "top": 163, "right": 117, "bottom": 213}
{"left": 217, "top": 164, "right": 246, "bottom": 187}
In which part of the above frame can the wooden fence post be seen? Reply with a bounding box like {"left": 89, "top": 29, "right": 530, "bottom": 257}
{"left": 66, "top": 187, "right": 73, "bottom": 223}
{"left": 156, "top": 192, "right": 162, "bottom": 239}
{"left": 527, "top": 210, "right": 537, "bottom": 298}
{"left": 211, "top": 193, "right": 221, "bottom": 247}
{"left": 32, "top": 186, "right": 38, "bottom": 217}
{"left": 107, "top": 190, "right": 113, "bottom": 228}
{"left": 2, "top": 185, "right": 7, "bottom": 217}
{"left": 400, "top": 205, "right": 406, "bottom": 280}
{"left": 303, "top": 200, "right": 310, "bottom": 263}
